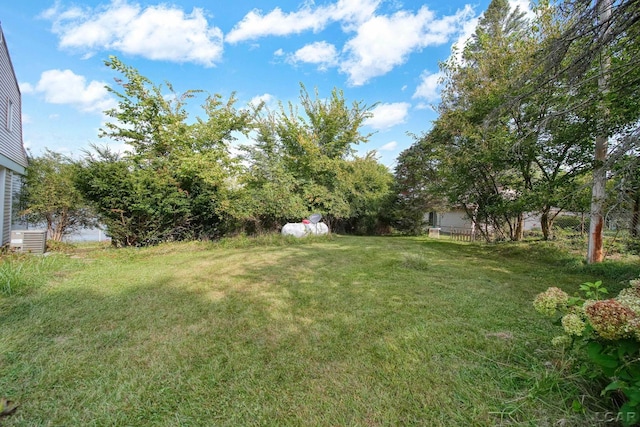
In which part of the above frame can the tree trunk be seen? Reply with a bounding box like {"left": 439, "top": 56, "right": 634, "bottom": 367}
{"left": 588, "top": 143, "right": 608, "bottom": 263}
{"left": 541, "top": 209, "right": 551, "bottom": 240}
{"left": 505, "top": 214, "right": 515, "bottom": 241}
{"left": 587, "top": 0, "right": 612, "bottom": 264}
{"left": 514, "top": 213, "right": 524, "bottom": 241}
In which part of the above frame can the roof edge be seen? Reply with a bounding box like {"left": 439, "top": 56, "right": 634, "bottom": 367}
{"left": 0, "top": 152, "right": 27, "bottom": 175}
{"left": 0, "top": 23, "right": 22, "bottom": 97}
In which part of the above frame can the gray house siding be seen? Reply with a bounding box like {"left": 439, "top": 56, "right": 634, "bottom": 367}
{"left": 0, "top": 25, "right": 28, "bottom": 246}
{"left": 0, "top": 167, "right": 11, "bottom": 244}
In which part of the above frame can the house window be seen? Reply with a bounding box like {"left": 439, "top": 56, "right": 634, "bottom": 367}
{"left": 428, "top": 211, "right": 437, "bottom": 226}
{"left": 6, "top": 99, "right": 13, "bottom": 132}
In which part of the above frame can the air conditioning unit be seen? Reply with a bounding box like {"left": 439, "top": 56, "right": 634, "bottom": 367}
{"left": 10, "top": 230, "right": 47, "bottom": 254}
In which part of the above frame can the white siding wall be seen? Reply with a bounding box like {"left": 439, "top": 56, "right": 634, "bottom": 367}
{"left": 436, "top": 210, "right": 474, "bottom": 233}
{"left": 430, "top": 210, "right": 554, "bottom": 234}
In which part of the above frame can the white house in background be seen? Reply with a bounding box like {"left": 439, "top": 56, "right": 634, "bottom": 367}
{"left": 426, "top": 209, "right": 543, "bottom": 234}
{"left": 0, "top": 24, "right": 29, "bottom": 246}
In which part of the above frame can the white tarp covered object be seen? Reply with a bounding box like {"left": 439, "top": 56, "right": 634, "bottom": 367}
{"left": 281, "top": 222, "right": 329, "bottom": 238}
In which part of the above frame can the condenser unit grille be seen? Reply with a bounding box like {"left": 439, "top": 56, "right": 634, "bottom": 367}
{"left": 10, "top": 230, "right": 47, "bottom": 254}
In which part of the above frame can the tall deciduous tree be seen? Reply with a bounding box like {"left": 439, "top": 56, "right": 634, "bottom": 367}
{"left": 20, "top": 150, "right": 96, "bottom": 241}
{"left": 526, "top": 0, "right": 640, "bottom": 261}
{"left": 77, "top": 57, "right": 255, "bottom": 246}
{"left": 434, "top": 0, "right": 532, "bottom": 241}
{"left": 408, "top": 0, "right": 621, "bottom": 244}
{"left": 241, "top": 84, "right": 388, "bottom": 232}
{"left": 239, "top": 113, "right": 307, "bottom": 231}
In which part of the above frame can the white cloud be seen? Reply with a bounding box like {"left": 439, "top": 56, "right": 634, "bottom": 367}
{"left": 509, "top": 0, "right": 535, "bottom": 20}
{"left": 340, "top": 5, "right": 475, "bottom": 86}
{"left": 19, "top": 82, "right": 35, "bottom": 94}
{"left": 249, "top": 93, "right": 274, "bottom": 108}
{"left": 329, "top": 0, "right": 382, "bottom": 31}
{"left": 42, "top": 0, "right": 223, "bottom": 66}
{"left": 226, "top": 0, "right": 380, "bottom": 43}
{"left": 274, "top": 48, "right": 285, "bottom": 57}
{"left": 365, "top": 102, "right": 410, "bottom": 130}
{"left": 413, "top": 71, "right": 443, "bottom": 102}
{"left": 288, "top": 41, "right": 338, "bottom": 70}
{"left": 33, "top": 69, "right": 115, "bottom": 113}
{"left": 226, "top": 6, "right": 328, "bottom": 43}
{"left": 415, "top": 103, "right": 436, "bottom": 111}
{"left": 227, "top": 1, "right": 475, "bottom": 85}
{"left": 379, "top": 141, "right": 398, "bottom": 151}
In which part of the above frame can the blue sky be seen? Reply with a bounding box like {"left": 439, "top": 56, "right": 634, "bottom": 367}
{"left": 0, "top": 0, "right": 528, "bottom": 168}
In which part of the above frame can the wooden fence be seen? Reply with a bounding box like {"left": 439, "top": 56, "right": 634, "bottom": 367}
{"left": 449, "top": 228, "right": 476, "bottom": 242}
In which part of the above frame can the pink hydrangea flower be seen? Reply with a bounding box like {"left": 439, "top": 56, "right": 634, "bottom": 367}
{"left": 585, "top": 299, "right": 637, "bottom": 340}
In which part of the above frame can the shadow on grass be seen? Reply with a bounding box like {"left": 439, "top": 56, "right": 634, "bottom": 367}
{"left": 2, "top": 275, "right": 328, "bottom": 425}
{"left": 415, "top": 237, "right": 639, "bottom": 287}
{"left": 222, "top": 236, "right": 616, "bottom": 425}
{"left": 0, "top": 235, "right": 629, "bottom": 426}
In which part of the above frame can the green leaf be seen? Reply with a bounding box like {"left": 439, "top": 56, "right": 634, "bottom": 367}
{"left": 617, "top": 339, "right": 640, "bottom": 357}
{"left": 586, "top": 342, "right": 619, "bottom": 369}
{"left": 625, "top": 388, "right": 640, "bottom": 404}
{"left": 603, "top": 380, "right": 623, "bottom": 394}
{"left": 571, "top": 399, "right": 583, "bottom": 413}
{"left": 619, "top": 370, "right": 635, "bottom": 382}
{"left": 567, "top": 296, "right": 584, "bottom": 306}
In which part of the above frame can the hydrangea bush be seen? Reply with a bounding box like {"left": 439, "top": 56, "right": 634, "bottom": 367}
{"left": 534, "top": 279, "right": 640, "bottom": 426}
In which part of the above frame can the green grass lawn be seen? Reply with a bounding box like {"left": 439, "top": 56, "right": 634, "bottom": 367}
{"left": 1, "top": 235, "right": 639, "bottom": 426}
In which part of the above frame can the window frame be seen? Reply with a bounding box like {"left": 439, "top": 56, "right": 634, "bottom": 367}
{"left": 6, "top": 98, "right": 13, "bottom": 132}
